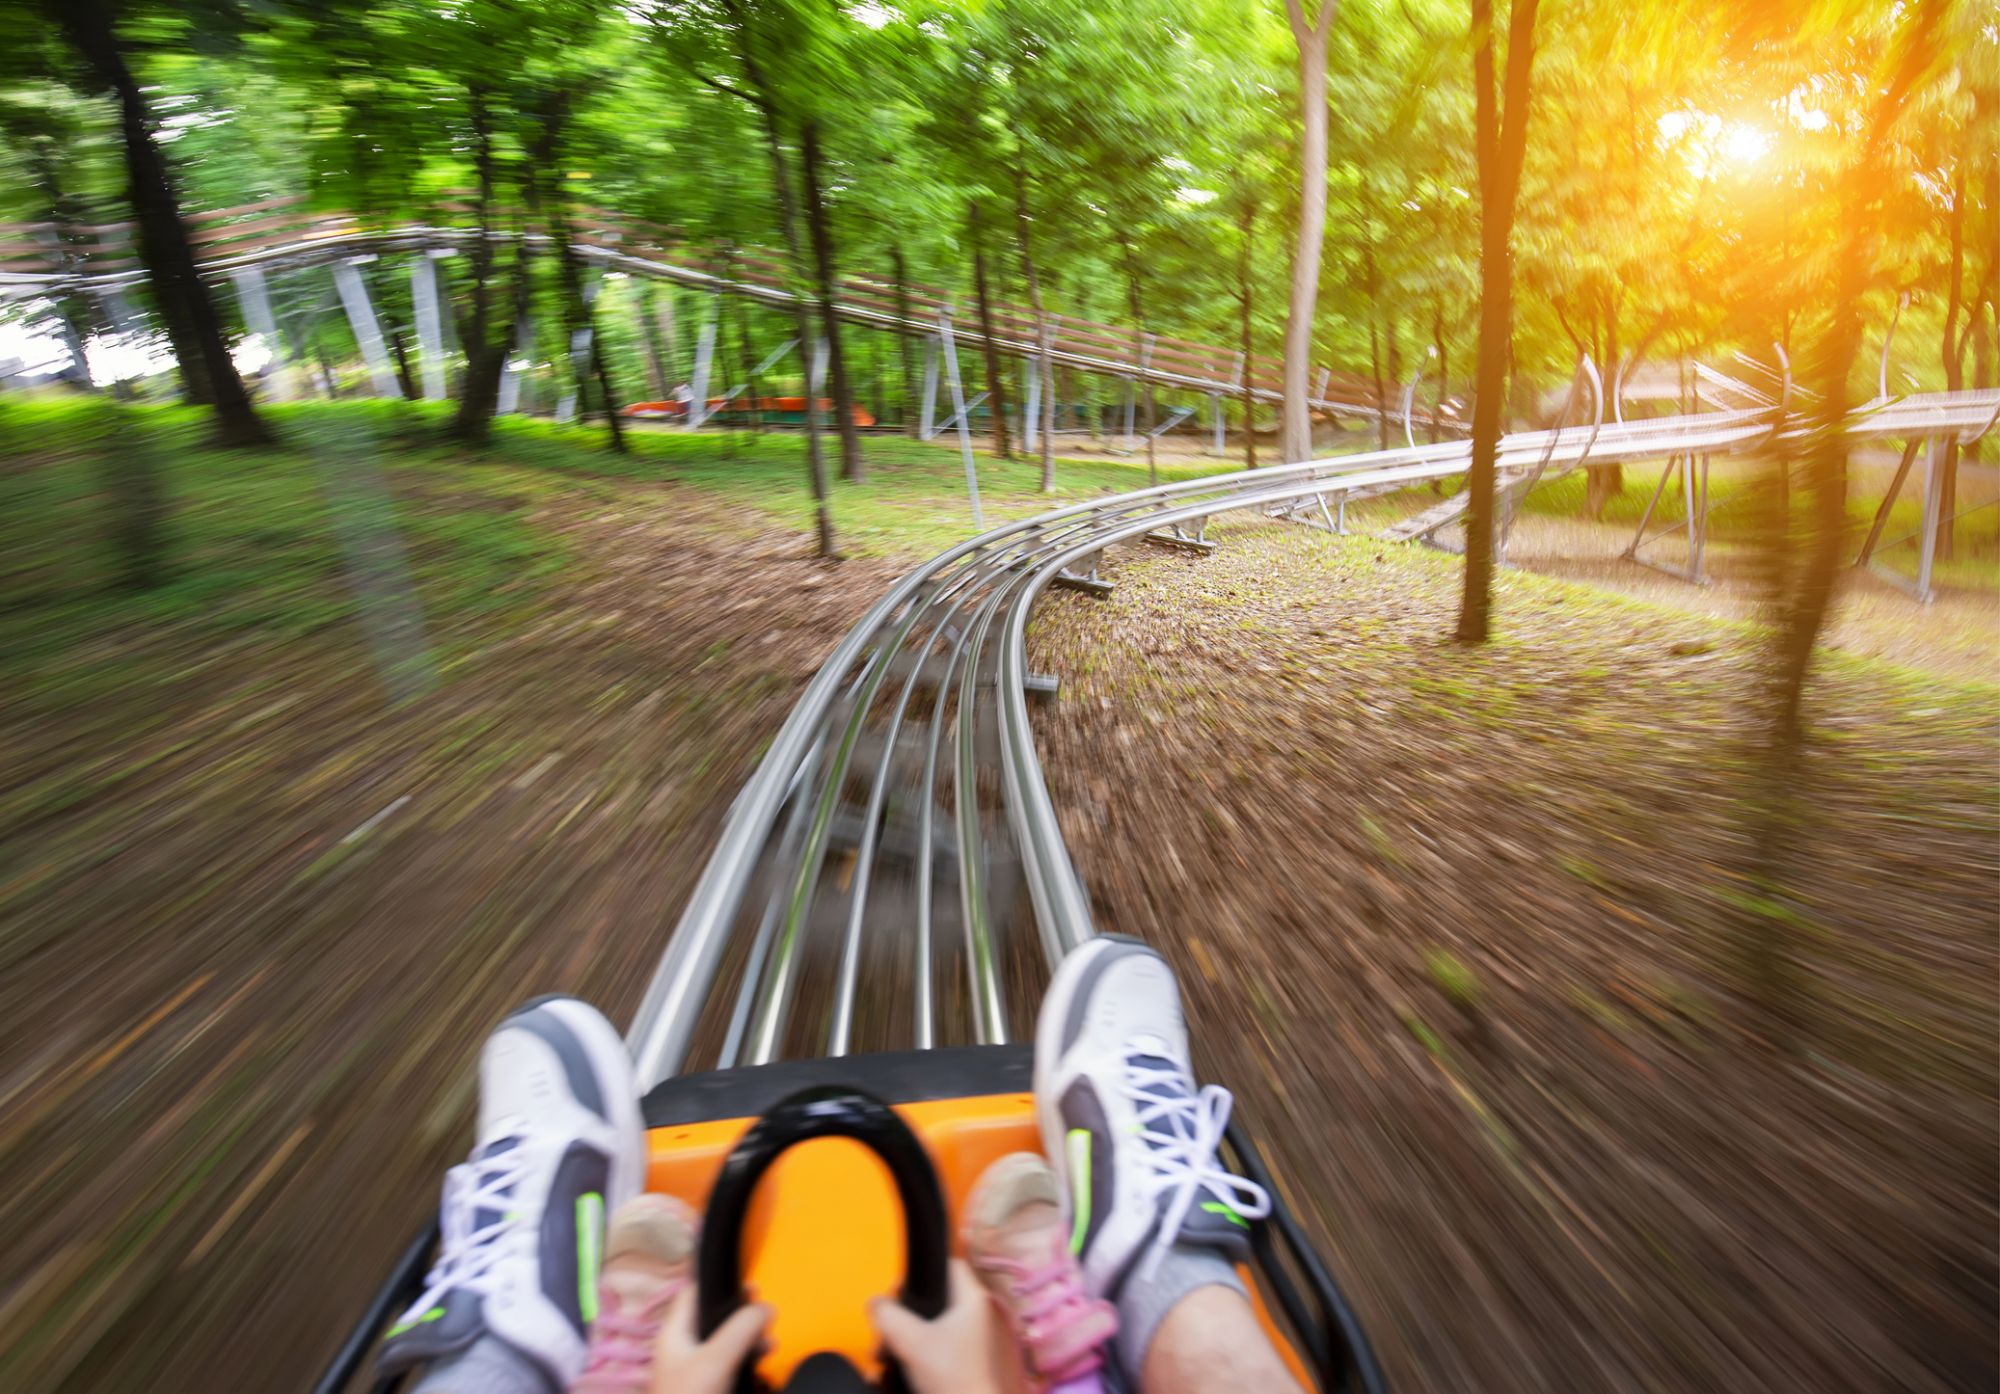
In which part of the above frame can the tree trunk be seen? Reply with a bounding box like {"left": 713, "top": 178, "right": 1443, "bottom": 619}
{"left": 1281, "top": 2, "right": 1336, "bottom": 463}
{"left": 53, "top": 0, "right": 269, "bottom": 445}
{"left": 969, "top": 202, "right": 1013, "bottom": 460}
{"left": 1119, "top": 236, "right": 1159, "bottom": 484}
{"left": 1011, "top": 152, "right": 1057, "bottom": 490}
{"left": 1363, "top": 194, "right": 1387, "bottom": 450}
{"left": 890, "top": 246, "right": 919, "bottom": 436}
{"left": 1457, "top": 0, "right": 1542, "bottom": 645}
{"left": 1770, "top": 0, "right": 1942, "bottom": 743}
{"left": 800, "top": 121, "right": 864, "bottom": 482}
{"left": 717, "top": 0, "right": 834, "bottom": 554}
{"left": 454, "top": 91, "right": 506, "bottom": 444}
{"left": 1238, "top": 198, "right": 1259, "bottom": 469}
{"left": 523, "top": 89, "right": 624, "bottom": 453}
{"left": 1935, "top": 162, "right": 1966, "bottom": 559}
{"left": 1586, "top": 296, "right": 1622, "bottom": 517}
{"left": 364, "top": 260, "right": 420, "bottom": 401}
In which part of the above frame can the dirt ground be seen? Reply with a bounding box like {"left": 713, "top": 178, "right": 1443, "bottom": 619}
{"left": 0, "top": 486, "right": 899, "bottom": 1393}
{"left": 1028, "top": 523, "right": 1999, "bottom": 1394}
{"left": 6, "top": 443, "right": 1995, "bottom": 1393}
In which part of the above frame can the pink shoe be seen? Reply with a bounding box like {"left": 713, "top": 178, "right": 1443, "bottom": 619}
{"left": 964, "top": 1153, "right": 1118, "bottom": 1394}
{"left": 569, "top": 1194, "right": 697, "bottom": 1392}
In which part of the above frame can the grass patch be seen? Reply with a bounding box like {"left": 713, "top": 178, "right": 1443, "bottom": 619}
{"left": 0, "top": 395, "right": 1232, "bottom": 710}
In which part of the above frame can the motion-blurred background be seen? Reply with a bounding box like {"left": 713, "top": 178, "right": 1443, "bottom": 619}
{"left": 1, "top": 0, "right": 1995, "bottom": 1390}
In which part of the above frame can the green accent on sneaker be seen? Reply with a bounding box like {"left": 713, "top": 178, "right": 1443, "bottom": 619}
{"left": 1066, "top": 1129, "right": 1092, "bottom": 1256}
{"left": 385, "top": 1305, "right": 446, "bottom": 1339}
{"left": 1201, "top": 1200, "right": 1250, "bottom": 1229}
{"left": 577, "top": 1192, "right": 605, "bottom": 1322}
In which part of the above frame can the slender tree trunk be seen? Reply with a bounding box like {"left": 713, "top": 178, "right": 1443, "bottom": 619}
{"left": 1011, "top": 153, "right": 1057, "bottom": 490}
{"left": 1586, "top": 300, "right": 1623, "bottom": 517}
{"left": 1457, "top": 0, "right": 1541, "bottom": 645}
{"left": 364, "top": 260, "right": 420, "bottom": 400}
{"left": 1429, "top": 302, "right": 1448, "bottom": 445}
{"left": 1386, "top": 316, "right": 1402, "bottom": 450}
{"left": 890, "top": 246, "right": 919, "bottom": 436}
{"left": 1120, "top": 246, "right": 1158, "bottom": 486}
{"left": 53, "top": 0, "right": 269, "bottom": 444}
{"left": 1935, "top": 163, "right": 1966, "bottom": 559}
{"left": 969, "top": 202, "right": 1012, "bottom": 459}
{"left": 526, "top": 90, "right": 624, "bottom": 452}
{"left": 454, "top": 92, "right": 506, "bottom": 444}
{"left": 800, "top": 122, "right": 864, "bottom": 481}
{"left": 1281, "top": 0, "right": 1338, "bottom": 462}
{"left": 1238, "top": 198, "right": 1259, "bottom": 468}
{"left": 1363, "top": 192, "right": 1387, "bottom": 450}
{"left": 721, "top": 1, "right": 834, "bottom": 555}
{"left": 1770, "top": 0, "right": 1942, "bottom": 741}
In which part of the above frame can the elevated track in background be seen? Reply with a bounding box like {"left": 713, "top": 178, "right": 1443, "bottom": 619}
{"left": 0, "top": 196, "right": 1434, "bottom": 430}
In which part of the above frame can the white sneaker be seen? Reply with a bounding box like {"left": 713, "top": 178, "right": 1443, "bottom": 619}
{"left": 1035, "top": 937, "right": 1270, "bottom": 1300}
{"left": 379, "top": 996, "right": 645, "bottom": 1387}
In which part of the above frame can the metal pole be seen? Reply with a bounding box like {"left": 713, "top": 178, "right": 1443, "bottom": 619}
{"left": 331, "top": 258, "right": 400, "bottom": 399}
{"left": 1915, "top": 434, "right": 1940, "bottom": 602}
{"left": 1122, "top": 377, "right": 1136, "bottom": 448}
{"left": 1623, "top": 457, "right": 1678, "bottom": 558}
{"left": 411, "top": 252, "right": 448, "bottom": 402}
{"left": 657, "top": 285, "right": 680, "bottom": 386}
{"left": 1400, "top": 359, "right": 1424, "bottom": 450}
{"left": 1857, "top": 438, "right": 1920, "bottom": 565}
{"left": 497, "top": 316, "right": 531, "bottom": 415}
{"left": 938, "top": 311, "right": 985, "bottom": 528}
{"left": 230, "top": 265, "right": 292, "bottom": 402}
{"left": 1692, "top": 455, "right": 1710, "bottom": 582}
{"left": 931, "top": 391, "right": 990, "bottom": 437}
{"left": 1025, "top": 354, "right": 1042, "bottom": 451}
{"left": 920, "top": 336, "right": 940, "bottom": 439}
{"left": 687, "top": 298, "right": 717, "bottom": 429}
{"left": 1878, "top": 292, "right": 1906, "bottom": 402}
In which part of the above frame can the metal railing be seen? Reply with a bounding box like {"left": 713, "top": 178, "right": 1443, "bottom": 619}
{"left": 0, "top": 204, "right": 1426, "bottom": 423}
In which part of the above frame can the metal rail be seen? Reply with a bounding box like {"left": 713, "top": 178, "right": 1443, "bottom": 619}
{"left": 623, "top": 385, "right": 2000, "bottom": 1086}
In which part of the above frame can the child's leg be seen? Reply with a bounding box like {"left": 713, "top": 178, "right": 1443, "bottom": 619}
{"left": 382, "top": 998, "right": 645, "bottom": 1393}
{"left": 1033, "top": 939, "right": 1305, "bottom": 1394}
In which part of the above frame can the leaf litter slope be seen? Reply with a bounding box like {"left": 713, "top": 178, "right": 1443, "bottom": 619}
{"left": 1028, "top": 522, "right": 1998, "bottom": 1394}
{"left": 0, "top": 483, "right": 901, "bottom": 1394}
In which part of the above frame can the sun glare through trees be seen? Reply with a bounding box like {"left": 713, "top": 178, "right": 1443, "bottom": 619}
{"left": 1, "top": 2, "right": 1996, "bottom": 1393}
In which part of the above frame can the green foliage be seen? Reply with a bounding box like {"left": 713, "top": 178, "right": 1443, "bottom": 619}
{"left": 0, "top": 0, "right": 1992, "bottom": 436}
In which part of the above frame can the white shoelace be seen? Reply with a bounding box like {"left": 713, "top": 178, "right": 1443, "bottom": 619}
{"left": 1123, "top": 1056, "right": 1272, "bottom": 1280}
{"left": 397, "top": 1138, "right": 531, "bottom": 1325}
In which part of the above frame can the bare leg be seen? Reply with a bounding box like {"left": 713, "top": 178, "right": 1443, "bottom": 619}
{"left": 1140, "top": 1285, "right": 1304, "bottom": 1394}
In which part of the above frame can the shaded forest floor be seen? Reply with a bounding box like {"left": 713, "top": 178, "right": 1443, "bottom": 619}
{"left": 1028, "top": 524, "right": 1999, "bottom": 1394}
{"left": 3, "top": 399, "right": 1994, "bottom": 1391}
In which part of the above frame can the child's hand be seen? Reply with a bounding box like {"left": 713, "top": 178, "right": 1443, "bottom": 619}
{"left": 650, "top": 1287, "right": 771, "bottom": 1394}
{"left": 869, "top": 1259, "right": 1010, "bottom": 1394}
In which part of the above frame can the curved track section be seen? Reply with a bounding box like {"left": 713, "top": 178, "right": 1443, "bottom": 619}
{"left": 626, "top": 387, "right": 1999, "bottom": 1087}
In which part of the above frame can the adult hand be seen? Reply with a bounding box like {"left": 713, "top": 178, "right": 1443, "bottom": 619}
{"left": 650, "top": 1287, "right": 771, "bottom": 1394}
{"left": 869, "top": 1259, "right": 1011, "bottom": 1394}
